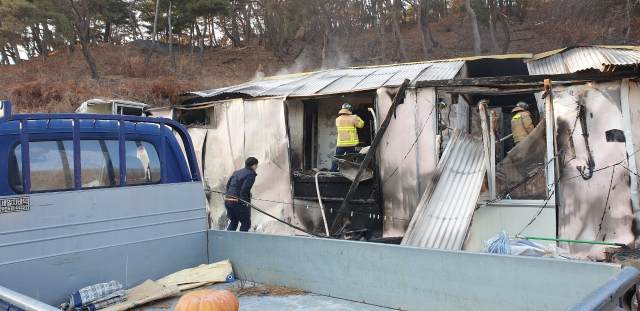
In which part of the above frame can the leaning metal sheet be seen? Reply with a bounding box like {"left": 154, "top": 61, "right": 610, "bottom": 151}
{"left": 203, "top": 102, "right": 239, "bottom": 230}
{"left": 378, "top": 88, "right": 419, "bottom": 237}
{"left": 243, "top": 98, "right": 295, "bottom": 235}
{"left": 554, "top": 82, "right": 634, "bottom": 260}
{"left": 402, "top": 129, "right": 486, "bottom": 249}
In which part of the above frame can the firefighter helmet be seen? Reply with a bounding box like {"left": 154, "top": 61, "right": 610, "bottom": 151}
{"left": 516, "top": 101, "right": 529, "bottom": 109}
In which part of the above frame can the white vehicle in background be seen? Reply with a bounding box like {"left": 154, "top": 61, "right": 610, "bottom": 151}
{"left": 76, "top": 99, "right": 148, "bottom": 116}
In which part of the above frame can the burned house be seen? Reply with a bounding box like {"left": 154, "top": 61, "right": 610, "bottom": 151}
{"left": 152, "top": 46, "right": 640, "bottom": 260}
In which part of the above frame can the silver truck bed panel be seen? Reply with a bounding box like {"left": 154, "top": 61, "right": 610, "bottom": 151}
{"left": 209, "top": 230, "right": 636, "bottom": 311}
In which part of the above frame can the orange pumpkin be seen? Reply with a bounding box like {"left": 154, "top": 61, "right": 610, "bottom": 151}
{"left": 174, "top": 289, "right": 239, "bottom": 311}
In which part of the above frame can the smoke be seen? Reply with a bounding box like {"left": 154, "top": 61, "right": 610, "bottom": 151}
{"left": 272, "top": 46, "right": 352, "bottom": 77}
{"left": 320, "top": 48, "right": 351, "bottom": 70}
{"left": 275, "top": 49, "right": 312, "bottom": 76}
{"left": 334, "top": 50, "right": 351, "bottom": 69}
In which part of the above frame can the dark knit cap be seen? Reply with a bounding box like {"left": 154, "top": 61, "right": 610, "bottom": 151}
{"left": 245, "top": 157, "right": 259, "bottom": 167}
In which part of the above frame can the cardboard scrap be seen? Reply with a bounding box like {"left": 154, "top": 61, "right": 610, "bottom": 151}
{"left": 156, "top": 259, "right": 233, "bottom": 291}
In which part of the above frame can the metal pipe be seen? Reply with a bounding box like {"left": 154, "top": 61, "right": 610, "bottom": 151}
{"left": 368, "top": 107, "right": 378, "bottom": 132}
{"left": 0, "top": 285, "right": 59, "bottom": 311}
{"left": 499, "top": 133, "right": 513, "bottom": 142}
{"left": 311, "top": 115, "right": 316, "bottom": 169}
{"left": 315, "top": 172, "right": 331, "bottom": 236}
{"left": 515, "top": 235, "right": 626, "bottom": 247}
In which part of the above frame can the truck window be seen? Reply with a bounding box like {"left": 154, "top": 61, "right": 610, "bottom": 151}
{"left": 125, "top": 140, "right": 160, "bottom": 185}
{"left": 9, "top": 139, "right": 162, "bottom": 193}
{"left": 11, "top": 141, "right": 75, "bottom": 192}
{"left": 81, "top": 140, "right": 120, "bottom": 188}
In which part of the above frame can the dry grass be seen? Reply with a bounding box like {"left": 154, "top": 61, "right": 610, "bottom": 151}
{"left": 0, "top": 43, "right": 283, "bottom": 113}
{"left": 229, "top": 279, "right": 307, "bottom": 298}
{"left": 136, "top": 299, "right": 174, "bottom": 310}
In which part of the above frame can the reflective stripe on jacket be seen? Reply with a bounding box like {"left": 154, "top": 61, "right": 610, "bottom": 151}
{"left": 511, "top": 107, "right": 534, "bottom": 144}
{"left": 336, "top": 114, "right": 365, "bottom": 147}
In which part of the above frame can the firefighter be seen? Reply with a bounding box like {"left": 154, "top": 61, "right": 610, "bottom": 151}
{"left": 330, "top": 103, "right": 365, "bottom": 172}
{"left": 225, "top": 157, "right": 259, "bottom": 232}
{"left": 511, "top": 101, "right": 535, "bottom": 145}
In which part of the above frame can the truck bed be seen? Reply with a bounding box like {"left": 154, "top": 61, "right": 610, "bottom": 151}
{"left": 208, "top": 230, "right": 639, "bottom": 311}
{"left": 1, "top": 230, "right": 638, "bottom": 311}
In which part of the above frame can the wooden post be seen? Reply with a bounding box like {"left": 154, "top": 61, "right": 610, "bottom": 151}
{"left": 330, "top": 79, "right": 410, "bottom": 235}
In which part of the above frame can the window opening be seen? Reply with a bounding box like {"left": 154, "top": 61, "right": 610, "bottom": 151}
{"left": 175, "top": 108, "right": 210, "bottom": 127}
{"left": 446, "top": 92, "right": 548, "bottom": 201}
{"left": 116, "top": 105, "right": 145, "bottom": 116}
{"left": 298, "top": 95, "right": 377, "bottom": 172}
{"left": 303, "top": 99, "right": 318, "bottom": 171}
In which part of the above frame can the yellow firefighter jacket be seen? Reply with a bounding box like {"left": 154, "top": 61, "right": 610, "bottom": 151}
{"left": 511, "top": 107, "right": 535, "bottom": 144}
{"left": 336, "top": 110, "right": 365, "bottom": 147}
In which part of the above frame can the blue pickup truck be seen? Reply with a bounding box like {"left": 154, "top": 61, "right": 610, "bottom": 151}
{"left": 0, "top": 101, "right": 208, "bottom": 306}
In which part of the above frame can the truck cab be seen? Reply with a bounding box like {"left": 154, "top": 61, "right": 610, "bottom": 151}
{"left": 0, "top": 101, "right": 207, "bottom": 305}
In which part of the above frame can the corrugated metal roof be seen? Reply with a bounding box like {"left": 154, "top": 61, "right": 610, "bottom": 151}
{"left": 401, "top": 128, "right": 486, "bottom": 250}
{"left": 527, "top": 46, "right": 640, "bottom": 75}
{"left": 186, "top": 61, "right": 465, "bottom": 98}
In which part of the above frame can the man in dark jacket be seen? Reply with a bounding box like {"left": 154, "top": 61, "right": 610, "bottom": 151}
{"left": 225, "top": 157, "right": 259, "bottom": 232}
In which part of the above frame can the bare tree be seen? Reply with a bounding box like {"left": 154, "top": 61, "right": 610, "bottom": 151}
{"left": 318, "top": 2, "right": 337, "bottom": 68}
{"left": 410, "top": 0, "right": 434, "bottom": 60}
{"left": 497, "top": 11, "right": 510, "bottom": 54}
{"left": 195, "top": 23, "right": 205, "bottom": 66}
{"left": 10, "top": 42, "right": 21, "bottom": 65}
{"left": 32, "top": 24, "right": 43, "bottom": 59}
{"left": 168, "top": 1, "right": 176, "bottom": 71}
{"left": 143, "top": 0, "right": 160, "bottom": 65}
{"left": 385, "top": 0, "right": 408, "bottom": 62}
{"left": 68, "top": 0, "right": 99, "bottom": 79}
{"left": 465, "top": 0, "right": 481, "bottom": 56}
{"left": 242, "top": 1, "right": 252, "bottom": 41}
{"left": 41, "top": 22, "right": 50, "bottom": 61}
{"left": 488, "top": 0, "right": 500, "bottom": 54}
{"left": 377, "top": 0, "right": 388, "bottom": 62}
{"left": 624, "top": 0, "right": 640, "bottom": 41}
{"left": 129, "top": 0, "right": 139, "bottom": 41}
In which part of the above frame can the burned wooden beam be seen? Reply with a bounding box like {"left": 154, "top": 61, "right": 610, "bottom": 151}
{"left": 435, "top": 85, "right": 544, "bottom": 94}
{"left": 415, "top": 72, "right": 640, "bottom": 88}
{"left": 330, "top": 79, "right": 410, "bottom": 236}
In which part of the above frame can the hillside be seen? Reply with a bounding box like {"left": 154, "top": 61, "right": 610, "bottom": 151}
{"left": 1, "top": 11, "right": 638, "bottom": 114}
